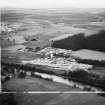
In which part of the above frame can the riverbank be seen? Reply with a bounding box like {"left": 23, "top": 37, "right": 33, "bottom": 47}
{"left": 1, "top": 62, "right": 105, "bottom": 92}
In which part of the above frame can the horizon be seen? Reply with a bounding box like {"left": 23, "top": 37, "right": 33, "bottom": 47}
{"left": 0, "top": 0, "right": 105, "bottom": 9}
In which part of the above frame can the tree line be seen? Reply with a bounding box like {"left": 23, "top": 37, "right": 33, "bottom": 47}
{"left": 1, "top": 61, "right": 105, "bottom": 90}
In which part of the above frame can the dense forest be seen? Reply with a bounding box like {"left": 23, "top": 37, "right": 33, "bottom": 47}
{"left": 52, "top": 30, "right": 105, "bottom": 52}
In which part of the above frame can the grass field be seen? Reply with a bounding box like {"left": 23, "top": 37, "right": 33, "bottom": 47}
{"left": 2, "top": 77, "right": 105, "bottom": 105}
{"left": 1, "top": 92, "right": 105, "bottom": 105}
{"left": 72, "top": 49, "right": 105, "bottom": 61}
{"left": 2, "top": 77, "right": 81, "bottom": 92}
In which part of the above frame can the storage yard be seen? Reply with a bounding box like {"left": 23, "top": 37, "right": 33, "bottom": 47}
{"left": 22, "top": 47, "right": 93, "bottom": 72}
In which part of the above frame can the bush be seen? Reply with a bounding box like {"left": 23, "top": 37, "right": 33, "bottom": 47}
{"left": 18, "top": 71, "right": 26, "bottom": 78}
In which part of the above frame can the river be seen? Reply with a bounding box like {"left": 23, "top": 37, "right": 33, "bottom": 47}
{"left": 33, "top": 72, "right": 102, "bottom": 92}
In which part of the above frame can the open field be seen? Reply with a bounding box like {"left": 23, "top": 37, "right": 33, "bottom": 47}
{"left": 72, "top": 49, "right": 105, "bottom": 61}
{"left": 1, "top": 93, "right": 105, "bottom": 105}
{"left": 2, "top": 77, "right": 81, "bottom": 92}
{"left": 2, "top": 77, "right": 105, "bottom": 105}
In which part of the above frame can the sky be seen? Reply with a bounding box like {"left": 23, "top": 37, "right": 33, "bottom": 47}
{"left": 0, "top": 0, "right": 105, "bottom": 8}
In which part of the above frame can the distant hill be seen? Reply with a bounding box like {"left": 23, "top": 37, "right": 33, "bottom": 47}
{"left": 1, "top": 7, "right": 105, "bottom": 24}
